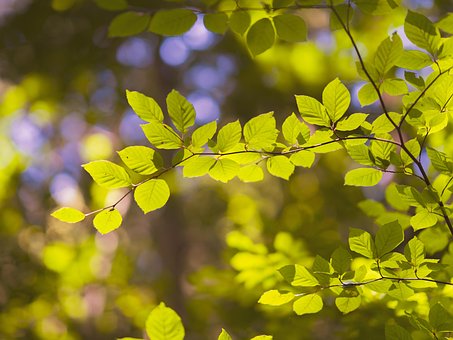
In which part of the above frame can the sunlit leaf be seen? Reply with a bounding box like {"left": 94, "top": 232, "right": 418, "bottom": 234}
{"left": 150, "top": 9, "right": 197, "bottom": 36}
{"left": 404, "top": 237, "right": 425, "bottom": 266}
{"left": 375, "top": 220, "right": 404, "bottom": 257}
{"left": 134, "top": 179, "right": 170, "bottom": 213}
{"left": 348, "top": 228, "right": 375, "bottom": 259}
{"left": 244, "top": 112, "right": 278, "bottom": 150}
{"left": 126, "top": 90, "right": 164, "bottom": 122}
{"left": 267, "top": 155, "right": 295, "bottom": 180}
{"left": 335, "top": 289, "right": 361, "bottom": 314}
{"left": 289, "top": 150, "right": 315, "bottom": 168}
{"left": 295, "top": 95, "right": 330, "bottom": 127}
{"left": 292, "top": 294, "right": 323, "bottom": 315}
{"left": 208, "top": 158, "right": 240, "bottom": 183}
{"left": 145, "top": 302, "right": 185, "bottom": 340}
{"left": 183, "top": 156, "right": 216, "bottom": 178}
{"left": 51, "top": 207, "right": 85, "bottom": 223}
{"left": 375, "top": 33, "right": 403, "bottom": 75}
{"left": 192, "top": 121, "right": 217, "bottom": 148}
{"left": 141, "top": 122, "right": 183, "bottom": 149}
{"left": 218, "top": 328, "right": 232, "bottom": 340}
{"left": 410, "top": 209, "right": 438, "bottom": 231}
{"left": 93, "top": 209, "right": 122, "bottom": 234}
{"left": 322, "top": 78, "right": 350, "bottom": 122}
{"left": 258, "top": 290, "right": 295, "bottom": 306}
{"left": 405, "top": 10, "right": 441, "bottom": 55}
{"left": 331, "top": 246, "right": 352, "bottom": 275}
{"left": 344, "top": 168, "right": 382, "bottom": 187}
{"left": 238, "top": 164, "right": 264, "bottom": 182}
{"left": 358, "top": 83, "right": 379, "bottom": 106}
{"left": 335, "top": 113, "right": 368, "bottom": 131}
{"left": 118, "top": 146, "right": 163, "bottom": 175}
{"left": 216, "top": 120, "right": 242, "bottom": 152}
{"left": 82, "top": 160, "right": 132, "bottom": 189}
{"left": 279, "top": 264, "right": 319, "bottom": 287}
{"left": 166, "top": 90, "right": 196, "bottom": 133}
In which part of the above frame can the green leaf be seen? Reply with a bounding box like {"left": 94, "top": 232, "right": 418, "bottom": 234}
{"left": 209, "top": 158, "right": 240, "bottom": 183}
{"left": 404, "top": 237, "right": 425, "bottom": 267}
{"left": 290, "top": 150, "right": 315, "bottom": 168}
{"left": 246, "top": 18, "right": 275, "bottom": 56}
{"left": 429, "top": 303, "right": 453, "bottom": 332}
{"left": 353, "top": 0, "right": 400, "bottom": 15}
{"left": 405, "top": 10, "right": 441, "bottom": 55}
{"left": 437, "top": 13, "right": 453, "bottom": 34}
{"left": 375, "top": 220, "right": 404, "bottom": 257}
{"left": 372, "top": 112, "right": 401, "bottom": 134}
{"left": 142, "top": 122, "right": 183, "bottom": 149}
{"left": 400, "top": 139, "right": 420, "bottom": 166}
{"left": 93, "top": 0, "right": 127, "bottom": 11}
{"left": 426, "top": 147, "right": 453, "bottom": 174}
{"left": 273, "top": 14, "right": 307, "bottom": 42}
{"left": 218, "top": 328, "right": 232, "bottom": 340}
{"left": 322, "top": 78, "right": 350, "bottom": 122}
{"left": 345, "top": 144, "right": 374, "bottom": 166}
{"left": 358, "top": 83, "right": 379, "bottom": 106}
{"left": 385, "top": 323, "right": 412, "bottom": 340}
{"left": 348, "top": 228, "right": 375, "bottom": 259}
{"left": 191, "top": 121, "right": 217, "bottom": 148}
{"left": 375, "top": 33, "right": 403, "bottom": 75}
{"left": 370, "top": 136, "right": 395, "bottom": 168}
{"left": 335, "top": 289, "right": 361, "bottom": 314}
{"left": 134, "top": 179, "right": 170, "bottom": 214}
{"left": 344, "top": 168, "right": 382, "bottom": 187}
{"left": 335, "top": 113, "right": 368, "bottom": 131}
{"left": 183, "top": 156, "right": 216, "bottom": 178}
{"left": 118, "top": 146, "right": 163, "bottom": 175}
{"left": 166, "top": 90, "right": 196, "bottom": 134}
{"left": 282, "top": 113, "right": 304, "bottom": 145}
{"left": 82, "top": 160, "right": 132, "bottom": 189}
{"left": 244, "top": 112, "right": 278, "bottom": 150}
{"left": 229, "top": 10, "right": 251, "bottom": 35}
{"left": 145, "top": 302, "right": 185, "bottom": 340}
{"left": 279, "top": 264, "right": 319, "bottom": 287}
{"left": 203, "top": 12, "right": 228, "bottom": 34}
{"left": 387, "top": 281, "right": 414, "bottom": 300}
{"left": 258, "top": 290, "right": 295, "bottom": 306}
{"left": 381, "top": 78, "right": 408, "bottom": 96}
{"left": 216, "top": 120, "right": 242, "bottom": 152}
{"left": 293, "top": 294, "right": 323, "bottom": 315}
{"left": 396, "top": 50, "right": 432, "bottom": 70}
{"left": 51, "top": 207, "right": 85, "bottom": 223}
{"left": 249, "top": 336, "right": 272, "bottom": 340}
{"left": 126, "top": 90, "right": 164, "bottom": 123}
{"left": 93, "top": 209, "right": 122, "bottom": 234}
{"left": 331, "top": 247, "right": 352, "bottom": 275}
{"left": 410, "top": 209, "right": 437, "bottom": 231}
{"left": 267, "top": 156, "right": 295, "bottom": 180}
{"left": 108, "top": 12, "right": 151, "bottom": 37}
{"left": 238, "top": 165, "right": 264, "bottom": 183}
{"left": 149, "top": 9, "right": 197, "bottom": 36}
{"left": 295, "top": 95, "right": 330, "bottom": 127}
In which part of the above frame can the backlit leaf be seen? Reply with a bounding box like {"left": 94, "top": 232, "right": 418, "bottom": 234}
{"left": 216, "top": 120, "right": 242, "bottom": 152}
{"left": 258, "top": 290, "right": 295, "bottom": 306}
{"left": 293, "top": 294, "right": 323, "bottom": 315}
{"left": 295, "top": 95, "right": 330, "bottom": 127}
{"left": 322, "top": 78, "right": 350, "bottom": 122}
{"left": 358, "top": 83, "right": 379, "bottom": 106}
{"left": 375, "top": 220, "right": 404, "bottom": 257}
{"left": 126, "top": 90, "right": 164, "bottom": 122}
{"left": 51, "top": 207, "right": 85, "bottom": 223}
{"left": 118, "top": 146, "right": 163, "bottom": 175}
{"left": 375, "top": 33, "right": 403, "bottom": 75}
{"left": 335, "top": 290, "right": 361, "bottom": 314}
{"left": 134, "top": 179, "right": 170, "bottom": 213}
{"left": 218, "top": 328, "right": 232, "bottom": 340}
{"left": 238, "top": 165, "right": 264, "bottom": 182}
{"left": 289, "top": 150, "right": 315, "bottom": 168}
{"left": 410, "top": 209, "right": 437, "bottom": 231}
{"left": 335, "top": 113, "right": 368, "bottom": 131}
{"left": 348, "top": 228, "right": 375, "bottom": 259}
{"left": 150, "top": 9, "right": 197, "bottom": 36}
{"left": 145, "top": 302, "right": 185, "bottom": 340}
{"left": 404, "top": 10, "right": 441, "bottom": 55}
{"left": 344, "top": 168, "right": 382, "bottom": 187}
{"left": 244, "top": 112, "right": 278, "bottom": 150}
{"left": 82, "top": 160, "right": 132, "bottom": 189}
{"left": 204, "top": 12, "right": 228, "bottom": 34}
{"left": 279, "top": 264, "right": 319, "bottom": 287}
{"left": 141, "top": 122, "right": 183, "bottom": 149}
{"left": 93, "top": 209, "right": 122, "bottom": 234}
{"left": 192, "top": 121, "right": 217, "bottom": 148}
{"left": 267, "top": 155, "right": 295, "bottom": 180}
{"left": 166, "top": 90, "right": 196, "bottom": 133}
{"left": 229, "top": 10, "right": 251, "bottom": 35}
{"left": 183, "top": 156, "right": 216, "bottom": 178}
{"left": 208, "top": 158, "right": 240, "bottom": 183}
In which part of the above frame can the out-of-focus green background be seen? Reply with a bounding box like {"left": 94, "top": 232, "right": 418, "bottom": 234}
{"left": 0, "top": 0, "right": 449, "bottom": 339}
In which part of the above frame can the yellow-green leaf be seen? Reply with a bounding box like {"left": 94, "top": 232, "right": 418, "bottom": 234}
{"left": 344, "top": 168, "right": 382, "bottom": 187}
{"left": 166, "top": 90, "right": 196, "bottom": 133}
{"left": 267, "top": 155, "right": 295, "bottom": 180}
{"left": 145, "top": 302, "right": 185, "bottom": 340}
{"left": 82, "top": 160, "right": 132, "bottom": 189}
{"left": 289, "top": 150, "right": 315, "bottom": 168}
{"left": 322, "top": 78, "right": 351, "bottom": 122}
{"left": 126, "top": 90, "right": 164, "bottom": 122}
{"left": 273, "top": 14, "right": 306, "bottom": 42}
{"left": 134, "top": 179, "right": 170, "bottom": 213}
{"left": 209, "top": 158, "right": 240, "bottom": 183}
{"left": 149, "top": 9, "right": 197, "bottom": 36}
{"left": 51, "top": 207, "right": 85, "bottom": 223}
{"left": 258, "top": 290, "right": 295, "bottom": 306}
{"left": 238, "top": 164, "right": 264, "bottom": 182}
{"left": 247, "top": 18, "right": 275, "bottom": 56}
{"left": 109, "top": 12, "right": 151, "bottom": 37}
{"left": 293, "top": 294, "right": 323, "bottom": 315}
{"left": 118, "top": 146, "right": 163, "bottom": 175}
{"left": 93, "top": 209, "right": 122, "bottom": 234}
{"left": 141, "top": 122, "right": 183, "bottom": 149}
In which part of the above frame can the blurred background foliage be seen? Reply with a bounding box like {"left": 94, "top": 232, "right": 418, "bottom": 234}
{"left": 0, "top": 0, "right": 451, "bottom": 339}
